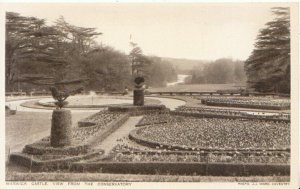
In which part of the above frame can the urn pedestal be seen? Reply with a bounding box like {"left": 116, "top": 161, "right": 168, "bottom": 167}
{"left": 50, "top": 109, "right": 72, "bottom": 147}
{"left": 133, "top": 89, "right": 144, "bottom": 106}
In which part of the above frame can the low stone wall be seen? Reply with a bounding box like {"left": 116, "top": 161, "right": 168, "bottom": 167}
{"left": 70, "top": 162, "right": 289, "bottom": 176}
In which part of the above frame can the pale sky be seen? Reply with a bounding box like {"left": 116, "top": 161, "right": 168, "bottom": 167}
{"left": 1, "top": 3, "right": 287, "bottom": 60}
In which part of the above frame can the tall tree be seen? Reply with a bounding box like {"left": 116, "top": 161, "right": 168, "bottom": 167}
{"left": 83, "top": 46, "right": 131, "bottom": 91}
{"left": 5, "top": 12, "right": 65, "bottom": 91}
{"left": 245, "top": 7, "right": 290, "bottom": 93}
{"left": 129, "top": 42, "right": 151, "bottom": 79}
{"left": 54, "top": 16, "right": 102, "bottom": 55}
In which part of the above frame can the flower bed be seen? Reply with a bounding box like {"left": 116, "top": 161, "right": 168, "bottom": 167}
{"left": 130, "top": 117, "right": 290, "bottom": 151}
{"left": 110, "top": 151, "right": 289, "bottom": 164}
{"left": 173, "top": 106, "right": 290, "bottom": 122}
{"left": 136, "top": 112, "right": 182, "bottom": 126}
{"left": 200, "top": 97, "right": 290, "bottom": 110}
{"left": 77, "top": 110, "right": 120, "bottom": 127}
{"left": 73, "top": 111, "right": 124, "bottom": 142}
{"left": 106, "top": 144, "right": 289, "bottom": 164}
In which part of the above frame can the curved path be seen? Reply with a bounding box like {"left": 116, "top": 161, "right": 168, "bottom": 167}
{"left": 6, "top": 96, "right": 186, "bottom": 112}
{"left": 6, "top": 98, "right": 99, "bottom": 113}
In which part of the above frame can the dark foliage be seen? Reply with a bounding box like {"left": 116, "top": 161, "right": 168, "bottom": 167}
{"left": 245, "top": 7, "right": 290, "bottom": 93}
{"left": 190, "top": 59, "right": 246, "bottom": 84}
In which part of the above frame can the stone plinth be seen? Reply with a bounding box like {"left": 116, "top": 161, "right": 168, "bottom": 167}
{"left": 133, "top": 89, "right": 144, "bottom": 106}
{"left": 50, "top": 109, "right": 72, "bottom": 147}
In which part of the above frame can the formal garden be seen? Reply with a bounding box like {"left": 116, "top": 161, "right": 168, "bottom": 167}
{"left": 7, "top": 87, "right": 291, "bottom": 180}
{"left": 5, "top": 6, "right": 293, "bottom": 182}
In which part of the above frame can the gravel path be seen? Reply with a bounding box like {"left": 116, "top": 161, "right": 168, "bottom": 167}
{"left": 93, "top": 116, "right": 143, "bottom": 154}
{"left": 5, "top": 96, "right": 185, "bottom": 112}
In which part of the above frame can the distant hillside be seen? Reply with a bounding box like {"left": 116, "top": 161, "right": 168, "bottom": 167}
{"left": 160, "top": 57, "right": 208, "bottom": 72}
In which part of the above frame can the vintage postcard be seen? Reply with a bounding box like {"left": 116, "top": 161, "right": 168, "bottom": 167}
{"left": 0, "top": 1, "right": 298, "bottom": 189}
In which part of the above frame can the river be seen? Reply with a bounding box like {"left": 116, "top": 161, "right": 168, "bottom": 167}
{"left": 166, "top": 74, "right": 190, "bottom": 86}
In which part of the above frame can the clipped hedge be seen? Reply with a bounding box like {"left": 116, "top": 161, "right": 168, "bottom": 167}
{"left": 23, "top": 139, "right": 90, "bottom": 156}
{"left": 108, "top": 105, "right": 169, "bottom": 116}
{"left": 202, "top": 100, "right": 290, "bottom": 110}
{"left": 51, "top": 109, "right": 72, "bottom": 147}
{"left": 9, "top": 150, "right": 104, "bottom": 172}
{"left": 70, "top": 162, "right": 289, "bottom": 176}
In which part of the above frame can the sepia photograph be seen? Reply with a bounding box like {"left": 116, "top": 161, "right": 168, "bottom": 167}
{"left": 1, "top": 1, "right": 298, "bottom": 188}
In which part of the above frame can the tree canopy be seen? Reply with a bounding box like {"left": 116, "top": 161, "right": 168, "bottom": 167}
{"left": 244, "top": 7, "right": 290, "bottom": 93}
{"left": 6, "top": 12, "right": 63, "bottom": 91}
{"left": 5, "top": 12, "right": 177, "bottom": 93}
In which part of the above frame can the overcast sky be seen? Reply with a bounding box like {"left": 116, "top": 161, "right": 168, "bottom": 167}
{"left": 2, "top": 3, "right": 284, "bottom": 60}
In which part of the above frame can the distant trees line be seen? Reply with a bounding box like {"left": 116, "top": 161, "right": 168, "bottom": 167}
{"left": 5, "top": 12, "right": 177, "bottom": 93}
{"left": 189, "top": 59, "right": 246, "bottom": 85}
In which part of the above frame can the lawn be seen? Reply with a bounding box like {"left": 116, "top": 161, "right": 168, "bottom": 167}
{"left": 5, "top": 111, "right": 95, "bottom": 161}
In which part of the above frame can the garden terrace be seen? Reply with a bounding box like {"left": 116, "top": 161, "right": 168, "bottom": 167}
{"left": 130, "top": 116, "right": 290, "bottom": 151}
